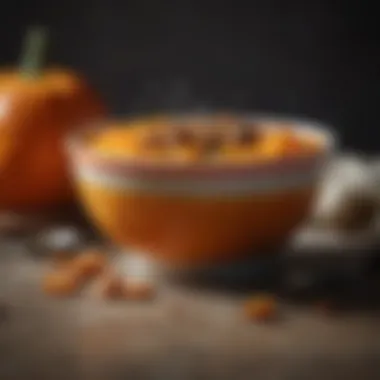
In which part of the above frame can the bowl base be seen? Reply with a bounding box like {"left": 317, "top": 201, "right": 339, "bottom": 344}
{"left": 116, "top": 245, "right": 283, "bottom": 291}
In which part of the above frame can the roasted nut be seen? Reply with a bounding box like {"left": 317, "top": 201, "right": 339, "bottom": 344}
{"left": 141, "top": 131, "right": 168, "bottom": 151}
{"left": 99, "top": 274, "right": 124, "bottom": 300}
{"left": 225, "top": 127, "right": 256, "bottom": 146}
{"left": 123, "top": 281, "right": 156, "bottom": 301}
{"left": 237, "top": 124, "right": 260, "bottom": 145}
{"left": 71, "top": 250, "right": 107, "bottom": 280}
{"left": 199, "top": 132, "right": 223, "bottom": 157}
{"left": 52, "top": 250, "right": 76, "bottom": 267}
{"left": 172, "top": 126, "right": 196, "bottom": 146}
{"left": 244, "top": 294, "right": 277, "bottom": 322}
{"left": 42, "top": 270, "right": 81, "bottom": 297}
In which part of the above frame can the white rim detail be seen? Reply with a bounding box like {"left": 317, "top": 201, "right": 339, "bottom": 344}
{"left": 75, "top": 166, "right": 317, "bottom": 196}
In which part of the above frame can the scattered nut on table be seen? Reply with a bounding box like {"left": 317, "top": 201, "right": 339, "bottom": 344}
{"left": 52, "top": 250, "right": 76, "bottom": 266}
{"left": 123, "top": 281, "right": 156, "bottom": 301}
{"left": 71, "top": 250, "right": 108, "bottom": 280}
{"left": 99, "top": 273, "right": 125, "bottom": 300}
{"left": 243, "top": 294, "right": 277, "bottom": 322}
{"left": 42, "top": 270, "right": 82, "bottom": 297}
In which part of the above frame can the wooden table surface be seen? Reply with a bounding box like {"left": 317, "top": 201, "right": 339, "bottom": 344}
{"left": 0, "top": 234, "right": 380, "bottom": 380}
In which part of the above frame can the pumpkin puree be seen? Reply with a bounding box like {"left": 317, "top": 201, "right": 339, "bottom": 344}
{"left": 88, "top": 117, "right": 320, "bottom": 163}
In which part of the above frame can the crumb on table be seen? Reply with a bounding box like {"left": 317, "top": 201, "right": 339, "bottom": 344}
{"left": 42, "top": 269, "right": 82, "bottom": 297}
{"left": 71, "top": 250, "right": 108, "bottom": 279}
{"left": 123, "top": 280, "right": 156, "bottom": 301}
{"left": 243, "top": 294, "right": 277, "bottom": 322}
{"left": 98, "top": 273, "right": 124, "bottom": 300}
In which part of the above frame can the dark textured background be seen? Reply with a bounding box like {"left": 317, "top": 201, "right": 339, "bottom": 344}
{"left": 1, "top": 0, "right": 379, "bottom": 151}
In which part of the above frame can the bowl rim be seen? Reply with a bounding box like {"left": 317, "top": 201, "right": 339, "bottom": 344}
{"left": 66, "top": 112, "right": 337, "bottom": 175}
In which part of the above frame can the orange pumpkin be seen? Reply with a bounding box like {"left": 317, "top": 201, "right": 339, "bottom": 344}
{"left": 0, "top": 27, "right": 106, "bottom": 212}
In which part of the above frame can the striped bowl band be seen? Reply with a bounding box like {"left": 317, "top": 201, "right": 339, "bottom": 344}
{"left": 66, "top": 115, "right": 336, "bottom": 197}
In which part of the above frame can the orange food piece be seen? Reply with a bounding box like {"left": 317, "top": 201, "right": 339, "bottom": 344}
{"left": 168, "top": 146, "right": 202, "bottom": 162}
{"left": 260, "top": 128, "right": 319, "bottom": 158}
{"left": 90, "top": 121, "right": 159, "bottom": 158}
{"left": 53, "top": 250, "right": 72, "bottom": 260}
{"left": 123, "top": 281, "right": 156, "bottom": 301}
{"left": 259, "top": 129, "right": 296, "bottom": 156}
{"left": 71, "top": 250, "right": 107, "bottom": 280}
{"left": 244, "top": 294, "right": 277, "bottom": 322}
{"left": 42, "top": 269, "right": 81, "bottom": 297}
{"left": 99, "top": 274, "right": 124, "bottom": 300}
{"left": 52, "top": 250, "right": 75, "bottom": 267}
{"left": 173, "top": 127, "right": 197, "bottom": 146}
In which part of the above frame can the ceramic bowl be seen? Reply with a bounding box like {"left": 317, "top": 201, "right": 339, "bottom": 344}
{"left": 67, "top": 114, "right": 336, "bottom": 267}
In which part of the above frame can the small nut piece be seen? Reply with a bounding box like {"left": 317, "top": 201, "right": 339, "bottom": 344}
{"left": 142, "top": 132, "right": 168, "bottom": 150}
{"left": 244, "top": 294, "right": 277, "bottom": 322}
{"left": 71, "top": 250, "right": 107, "bottom": 280}
{"left": 172, "top": 126, "right": 196, "bottom": 146}
{"left": 198, "top": 132, "right": 223, "bottom": 158}
{"left": 43, "top": 270, "right": 81, "bottom": 297}
{"left": 99, "top": 274, "right": 124, "bottom": 300}
{"left": 52, "top": 251, "right": 75, "bottom": 268}
{"left": 226, "top": 123, "right": 259, "bottom": 146}
{"left": 123, "top": 281, "right": 156, "bottom": 301}
{"left": 236, "top": 129, "right": 256, "bottom": 145}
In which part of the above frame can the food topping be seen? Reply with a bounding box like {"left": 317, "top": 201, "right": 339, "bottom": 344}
{"left": 244, "top": 294, "right": 278, "bottom": 322}
{"left": 42, "top": 269, "right": 81, "bottom": 297}
{"left": 90, "top": 115, "right": 321, "bottom": 163}
{"left": 173, "top": 125, "right": 197, "bottom": 146}
{"left": 71, "top": 250, "right": 107, "bottom": 280}
{"left": 123, "top": 280, "right": 156, "bottom": 301}
{"left": 99, "top": 273, "right": 125, "bottom": 300}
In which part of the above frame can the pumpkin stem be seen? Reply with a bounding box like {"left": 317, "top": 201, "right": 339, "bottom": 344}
{"left": 20, "top": 26, "right": 48, "bottom": 79}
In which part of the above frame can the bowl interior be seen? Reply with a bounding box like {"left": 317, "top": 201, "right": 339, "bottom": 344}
{"left": 67, "top": 113, "right": 336, "bottom": 171}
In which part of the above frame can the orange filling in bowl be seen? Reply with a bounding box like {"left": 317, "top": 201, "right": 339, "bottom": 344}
{"left": 88, "top": 116, "right": 321, "bottom": 163}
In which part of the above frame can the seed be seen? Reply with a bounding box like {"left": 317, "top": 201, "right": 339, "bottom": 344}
{"left": 42, "top": 270, "right": 81, "bottom": 297}
{"left": 243, "top": 294, "right": 277, "bottom": 322}
{"left": 71, "top": 250, "right": 107, "bottom": 280}
{"left": 99, "top": 274, "right": 124, "bottom": 300}
{"left": 123, "top": 281, "right": 156, "bottom": 301}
